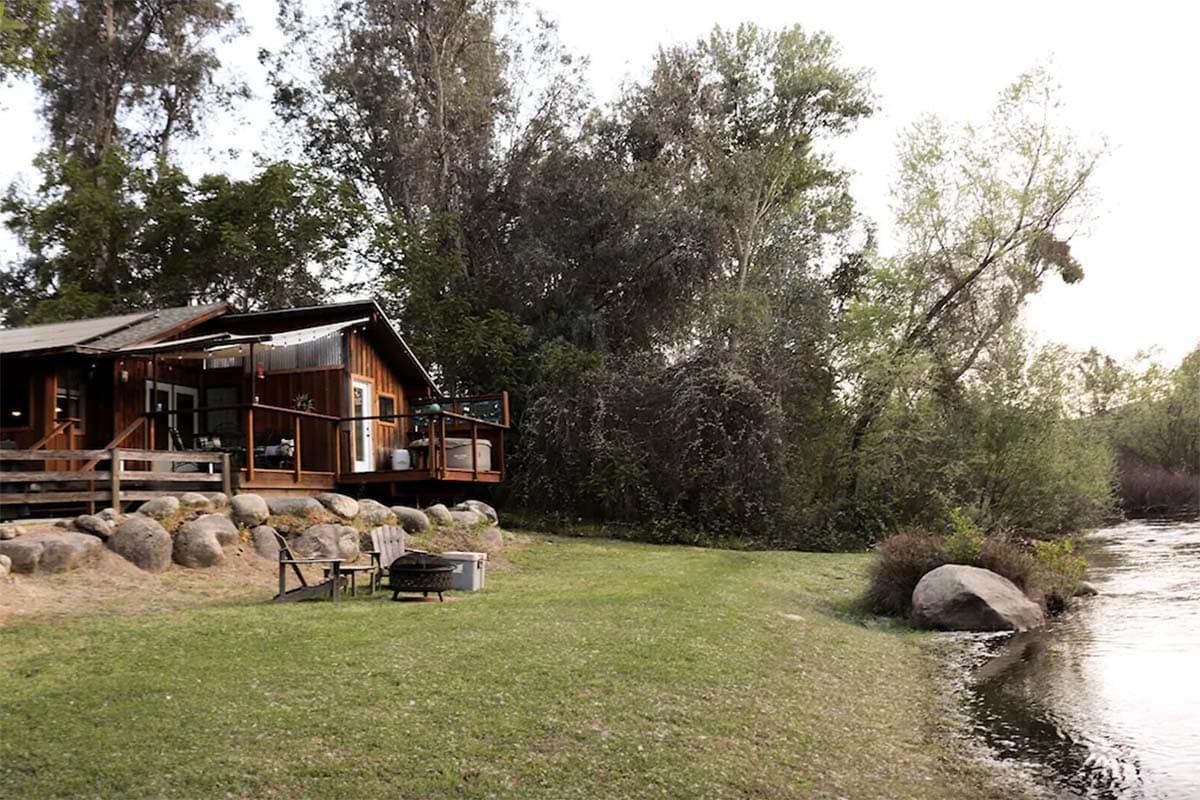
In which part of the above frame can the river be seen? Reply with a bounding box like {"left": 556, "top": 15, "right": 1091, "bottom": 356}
{"left": 956, "top": 518, "right": 1200, "bottom": 800}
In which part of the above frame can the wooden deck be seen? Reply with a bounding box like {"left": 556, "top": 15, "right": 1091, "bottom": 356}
{"left": 339, "top": 468, "right": 503, "bottom": 485}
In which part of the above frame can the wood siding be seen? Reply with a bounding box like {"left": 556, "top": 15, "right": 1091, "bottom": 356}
{"left": 345, "top": 330, "right": 432, "bottom": 471}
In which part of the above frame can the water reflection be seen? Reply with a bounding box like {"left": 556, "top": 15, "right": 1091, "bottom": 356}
{"left": 960, "top": 518, "right": 1200, "bottom": 800}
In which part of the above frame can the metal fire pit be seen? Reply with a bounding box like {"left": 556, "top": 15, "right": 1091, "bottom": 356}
{"left": 388, "top": 552, "right": 455, "bottom": 602}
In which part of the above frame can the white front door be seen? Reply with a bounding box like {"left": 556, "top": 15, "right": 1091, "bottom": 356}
{"left": 351, "top": 379, "right": 374, "bottom": 472}
{"left": 144, "top": 381, "right": 201, "bottom": 471}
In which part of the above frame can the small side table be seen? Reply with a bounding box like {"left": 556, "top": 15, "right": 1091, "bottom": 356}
{"left": 323, "top": 564, "right": 377, "bottom": 597}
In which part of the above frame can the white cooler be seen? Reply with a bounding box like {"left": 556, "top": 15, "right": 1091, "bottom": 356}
{"left": 442, "top": 551, "right": 487, "bottom": 591}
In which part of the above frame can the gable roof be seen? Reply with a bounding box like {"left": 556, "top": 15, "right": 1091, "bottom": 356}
{"left": 0, "top": 303, "right": 229, "bottom": 357}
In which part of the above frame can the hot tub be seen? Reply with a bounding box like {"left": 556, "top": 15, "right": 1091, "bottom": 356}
{"left": 409, "top": 437, "right": 492, "bottom": 471}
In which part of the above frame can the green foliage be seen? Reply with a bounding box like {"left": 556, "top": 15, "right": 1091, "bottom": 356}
{"left": 1, "top": 153, "right": 362, "bottom": 323}
{"left": 944, "top": 508, "right": 983, "bottom": 563}
{"left": 0, "top": 0, "right": 52, "bottom": 80}
{"left": 1031, "top": 538, "right": 1087, "bottom": 606}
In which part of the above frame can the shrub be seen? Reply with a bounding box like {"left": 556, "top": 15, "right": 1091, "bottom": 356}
{"left": 1117, "top": 454, "right": 1200, "bottom": 515}
{"left": 944, "top": 507, "right": 983, "bottom": 563}
{"left": 977, "top": 537, "right": 1037, "bottom": 593}
{"left": 863, "top": 531, "right": 947, "bottom": 616}
{"left": 1031, "top": 539, "right": 1087, "bottom": 612}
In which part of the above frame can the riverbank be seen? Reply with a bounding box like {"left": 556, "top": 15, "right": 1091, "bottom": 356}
{"left": 0, "top": 533, "right": 1019, "bottom": 799}
{"left": 948, "top": 518, "right": 1200, "bottom": 799}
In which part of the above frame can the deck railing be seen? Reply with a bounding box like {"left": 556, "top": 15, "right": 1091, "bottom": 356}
{"left": 1, "top": 393, "right": 510, "bottom": 506}
{"left": 0, "top": 448, "right": 232, "bottom": 512}
{"left": 341, "top": 408, "right": 507, "bottom": 479}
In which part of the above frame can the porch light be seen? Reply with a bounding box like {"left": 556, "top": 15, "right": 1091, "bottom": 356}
{"left": 9, "top": 410, "right": 21, "bottom": 417}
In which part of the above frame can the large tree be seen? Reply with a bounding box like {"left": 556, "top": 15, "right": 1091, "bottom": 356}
{"left": 841, "top": 69, "right": 1101, "bottom": 504}
{"left": 38, "top": 0, "right": 242, "bottom": 165}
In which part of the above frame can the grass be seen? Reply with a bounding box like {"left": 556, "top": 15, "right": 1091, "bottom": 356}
{"left": 0, "top": 533, "right": 1013, "bottom": 799}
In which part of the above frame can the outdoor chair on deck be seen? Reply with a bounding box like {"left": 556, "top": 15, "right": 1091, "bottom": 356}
{"left": 272, "top": 530, "right": 345, "bottom": 603}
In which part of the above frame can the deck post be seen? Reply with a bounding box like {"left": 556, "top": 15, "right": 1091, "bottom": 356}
{"left": 110, "top": 448, "right": 122, "bottom": 511}
{"left": 439, "top": 416, "right": 448, "bottom": 480}
{"left": 471, "top": 421, "right": 478, "bottom": 478}
{"left": 293, "top": 414, "right": 302, "bottom": 483}
{"left": 497, "top": 429, "right": 505, "bottom": 478}
{"left": 221, "top": 452, "right": 232, "bottom": 498}
{"left": 246, "top": 405, "right": 256, "bottom": 482}
{"left": 333, "top": 422, "right": 341, "bottom": 477}
{"left": 150, "top": 353, "right": 159, "bottom": 454}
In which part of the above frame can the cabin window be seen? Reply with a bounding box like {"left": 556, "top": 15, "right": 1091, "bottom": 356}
{"left": 1, "top": 378, "right": 31, "bottom": 428}
{"left": 378, "top": 394, "right": 397, "bottom": 425}
{"left": 56, "top": 369, "right": 86, "bottom": 433}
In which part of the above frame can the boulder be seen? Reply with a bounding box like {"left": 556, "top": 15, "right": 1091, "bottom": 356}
{"left": 107, "top": 516, "right": 172, "bottom": 572}
{"left": 0, "top": 523, "right": 24, "bottom": 540}
{"left": 203, "top": 492, "right": 229, "bottom": 509}
{"left": 0, "top": 553, "right": 10, "bottom": 577}
{"left": 137, "top": 495, "right": 181, "bottom": 520}
{"left": 231, "top": 494, "right": 270, "bottom": 527}
{"left": 449, "top": 509, "right": 486, "bottom": 527}
{"left": 290, "top": 523, "right": 345, "bottom": 560}
{"left": 0, "top": 537, "right": 43, "bottom": 573}
{"left": 251, "top": 526, "right": 281, "bottom": 560}
{"left": 97, "top": 507, "right": 120, "bottom": 523}
{"left": 172, "top": 524, "right": 223, "bottom": 568}
{"left": 390, "top": 505, "right": 430, "bottom": 533}
{"left": 73, "top": 514, "right": 114, "bottom": 540}
{"left": 338, "top": 531, "right": 360, "bottom": 561}
{"left": 39, "top": 532, "right": 104, "bottom": 573}
{"left": 266, "top": 496, "right": 325, "bottom": 517}
{"left": 912, "top": 564, "right": 1045, "bottom": 632}
{"left": 178, "top": 492, "right": 213, "bottom": 509}
{"left": 480, "top": 525, "right": 504, "bottom": 551}
{"left": 315, "top": 492, "right": 359, "bottom": 520}
{"left": 1073, "top": 581, "right": 1100, "bottom": 597}
{"left": 179, "top": 514, "right": 240, "bottom": 547}
{"left": 455, "top": 500, "right": 499, "bottom": 525}
{"left": 424, "top": 503, "right": 453, "bottom": 526}
{"left": 0, "top": 532, "right": 102, "bottom": 574}
{"left": 355, "top": 498, "right": 395, "bottom": 526}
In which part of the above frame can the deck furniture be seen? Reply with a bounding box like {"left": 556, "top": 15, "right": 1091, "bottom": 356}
{"left": 272, "top": 530, "right": 344, "bottom": 603}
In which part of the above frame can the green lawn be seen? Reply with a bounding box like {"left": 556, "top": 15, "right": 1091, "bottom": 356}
{"left": 0, "top": 534, "right": 1009, "bottom": 799}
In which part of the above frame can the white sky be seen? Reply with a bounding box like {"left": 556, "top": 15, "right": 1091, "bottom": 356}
{"left": 1, "top": 0, "right": 1196, "bottom": 365}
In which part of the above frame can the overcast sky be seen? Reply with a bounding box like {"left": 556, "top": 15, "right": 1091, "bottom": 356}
{"left": 2, "top": 0, "right": 1196, "bottom": 365}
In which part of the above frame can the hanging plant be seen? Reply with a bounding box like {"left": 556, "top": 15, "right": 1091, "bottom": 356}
{"left": 292, "top": 393, "right": 316, "bottom": 412}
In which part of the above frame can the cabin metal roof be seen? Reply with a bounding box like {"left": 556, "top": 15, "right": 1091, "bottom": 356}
{"left": 0, "top": 299, "right": 439, "bottom": 393}
{"left": 0, "top": 304, "right": 229, "bottom": 356}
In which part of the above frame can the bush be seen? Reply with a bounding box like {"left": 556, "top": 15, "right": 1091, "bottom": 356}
{"left": 944, "top": 508, "right": 983, "bottom": 563}
{"left": 863, "top": 531, "right": 948, "bottom": 616}
{"left": 1117, "top": 453, "right": 1200, "bottom": 515}
{"left": 1031, "top": 539, "right": 1087, "bottom": 611}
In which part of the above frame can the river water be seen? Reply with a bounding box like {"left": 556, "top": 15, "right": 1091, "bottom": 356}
{"left": 957, "top": 518, "right": 1200, "bottom": 800}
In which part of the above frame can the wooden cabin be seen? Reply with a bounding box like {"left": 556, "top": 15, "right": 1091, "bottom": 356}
{"left": 0, "top": 300, "right": 507, "bottom": 514}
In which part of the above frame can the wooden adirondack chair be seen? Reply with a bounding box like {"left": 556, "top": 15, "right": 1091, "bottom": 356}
{"left": 272, "top": 530, "right": 345, "bottom": 603}
{"left": 369, "top": 525, "right": 405, "bottom": 591}
{"left": 368, "top": 525, "right": 429, "bottom": 591}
